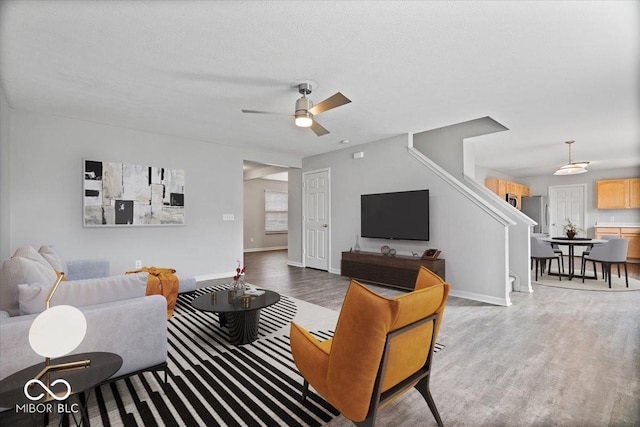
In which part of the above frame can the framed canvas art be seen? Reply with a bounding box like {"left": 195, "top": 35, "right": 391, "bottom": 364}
{"left": 83, "top": 160, "right": 185, "bottom": 226}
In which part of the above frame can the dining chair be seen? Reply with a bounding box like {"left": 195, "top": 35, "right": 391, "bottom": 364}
{"left": 530, "top": 236, "right": 562, "bottom": 281}
{"left": 580, "top": 235, "right": 617, "bottom": 277}
{"left": 581, "top": 238, "right": 629, "bottom": 288}
{"left": 531, "top": 233, "right": 564, "bottom": 274}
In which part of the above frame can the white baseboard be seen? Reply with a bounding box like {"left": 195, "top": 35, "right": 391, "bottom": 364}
{"left": 244, "top": 246, "right": 287, "bottom": 253}
{"left": 287, "top": 261, "right": 304, "bottom": 268}
{"left": 329, "top": 268, "right": 341, "bottom": 275}
{"left": 449, "top": 289, "right": 512, "bottom": 307}
{"left": 194, "top": 271, "right": 235, "bottom": 282}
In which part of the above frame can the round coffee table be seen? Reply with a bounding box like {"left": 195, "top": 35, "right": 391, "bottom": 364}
{"left": 191, "top": 289, "right": 280, "bottom": 345}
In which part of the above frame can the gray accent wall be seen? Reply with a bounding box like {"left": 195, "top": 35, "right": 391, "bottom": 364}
{"left": 301, "top": 134, "right": 511, "bottom": 306}
{"left": 3, "top": 109, "right": 300, "bottom": 278}
{"left": 243, "top": 178, "right": 288, "bottom": 251}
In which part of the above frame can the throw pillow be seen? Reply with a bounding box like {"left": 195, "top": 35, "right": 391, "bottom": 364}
{"left": 38, "top": 245, "right": 68, "bottom": 276}
{"left": 0, "top": 246, "right": 57, "bottom": 316}
{"left": 18, "top": 272, "right": 149, "bottom": 315}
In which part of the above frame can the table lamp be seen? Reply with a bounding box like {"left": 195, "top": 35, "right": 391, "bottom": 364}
{"left": 28, "top": 273, "right": 91, "bottom": 386}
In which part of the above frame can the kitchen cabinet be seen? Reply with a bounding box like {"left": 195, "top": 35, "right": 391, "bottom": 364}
{"left": 596, "top": 178, "right": 640, "bottom": 209}
{"left": 485, "top": 178, "right": 530, "bottom": 210}
{"left": 630, "top": 178, "right": 640, "bottom": 208}
{"left": 595, "top": 226, "right": 640, "bottom": 260}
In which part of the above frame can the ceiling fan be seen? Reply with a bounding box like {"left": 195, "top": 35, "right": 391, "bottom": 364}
{"left": 242, "top": 82, "right": 351, "bottom": 136}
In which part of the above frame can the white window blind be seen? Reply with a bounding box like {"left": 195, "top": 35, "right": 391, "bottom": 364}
{"left": 265, "top": 191, "right": 288, "bottom": 233}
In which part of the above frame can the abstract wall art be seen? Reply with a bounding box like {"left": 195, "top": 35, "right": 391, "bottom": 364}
{"left": 84, "top": 160, "right": 185, "bottom": 226}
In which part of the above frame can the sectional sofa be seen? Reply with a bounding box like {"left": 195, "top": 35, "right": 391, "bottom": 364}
{"left": 0, "top": 245, "right": 195, "bottom": 389}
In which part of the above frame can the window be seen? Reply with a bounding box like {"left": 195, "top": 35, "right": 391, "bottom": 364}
{"left": 265, "top": 191, "right": 288, "bottom": 233}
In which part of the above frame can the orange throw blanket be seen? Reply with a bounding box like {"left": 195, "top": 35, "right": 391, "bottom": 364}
{"left": 127, "top": 267, "right": 179, "bottom": 319}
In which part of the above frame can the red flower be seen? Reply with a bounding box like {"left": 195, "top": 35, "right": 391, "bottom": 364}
{"left": 233, "top": 259, "right": 245, "bottom": 281}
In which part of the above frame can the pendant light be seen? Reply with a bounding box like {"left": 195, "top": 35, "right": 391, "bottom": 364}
{"left": 554, "top": 140, "right": 589, "bottom": 175}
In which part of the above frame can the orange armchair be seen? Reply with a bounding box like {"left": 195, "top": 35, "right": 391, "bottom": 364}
{"left": 290, "top": 274, "right": 450, "bottom": 427}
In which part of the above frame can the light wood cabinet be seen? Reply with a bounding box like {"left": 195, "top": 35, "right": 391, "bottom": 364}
{"left": 629, "top": 178, "right": 640, "bottom": 208}
{"left": 484, "top": 178, "right": 530, "bottom": 210}
{"left": 485, "top": 178, "right": 506, "bottom": 198}
{"left": 621, "top": 228, "right": 640, "bottom": 260}
{"left": 596, "top": 178, "right": 640, "bottom": 209}
{"left": 595, "top": 226, "right": 640, "bottom": 260}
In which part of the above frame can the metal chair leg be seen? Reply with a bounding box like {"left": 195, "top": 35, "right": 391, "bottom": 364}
{"left": 624, "top": 262, "right": 629, "bottom": 287}
{"left": 415, "top": 377, "right": 444, "bottom": 427}
{"left": 301, "top": 380, "right": 309, "bottom": 402}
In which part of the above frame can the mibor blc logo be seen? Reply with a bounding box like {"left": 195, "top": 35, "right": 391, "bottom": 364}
{"left": 24, "top": 378, "right": 72, "bottom": 401}
{"left": 16, "top": 378, "right": 79, "bottom": 415}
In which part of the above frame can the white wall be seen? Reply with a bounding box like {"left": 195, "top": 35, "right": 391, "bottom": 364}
{"left": 300, "top": 134, "right": 511, "bottom": 306}
{"left": 4, "top": 109, "right": 300, "bottom": 279}
{"left": 243, "top": 178, "right": 288, "bottom": 251}
{"left": 0, "top": 88, "right": 10, "bottom": 262}
{"left": 287, "top": 168, "right": 303, "bottom": 267}
{"left": 474, "top": 166, "right": 519, "bottom": 185}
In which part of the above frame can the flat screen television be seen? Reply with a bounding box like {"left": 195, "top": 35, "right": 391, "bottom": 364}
{"left": 361, "top": 189, "right": 429, "bottom": 241}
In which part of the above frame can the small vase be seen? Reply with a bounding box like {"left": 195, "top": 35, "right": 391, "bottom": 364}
{"left": 566, "top": 230, "right": 576, "bottom": 239}
{"left": 354, "top": 235, "right": 361, "bottom": 252}
{"left": 231, "top": 277, "right": 246, "bottom": 297}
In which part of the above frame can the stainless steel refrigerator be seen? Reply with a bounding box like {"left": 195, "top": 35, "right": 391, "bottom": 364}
{"left": 521, "top": 195, "right": 549, "bottom": 234}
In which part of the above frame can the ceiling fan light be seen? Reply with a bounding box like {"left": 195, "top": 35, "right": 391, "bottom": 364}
{"left": 295, "top": 112, "right": 313, "bottom": 128}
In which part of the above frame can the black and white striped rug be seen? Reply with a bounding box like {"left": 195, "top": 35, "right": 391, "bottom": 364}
{"left": 85, "top": 284, "right": 342, "bottom": 426}
{"left": 33, "top": 285, "right": 443, "bottom": 426}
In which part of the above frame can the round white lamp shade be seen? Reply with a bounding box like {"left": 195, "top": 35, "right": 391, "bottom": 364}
{"left": 29, "top": 305, "right": 87, "bottom": 358}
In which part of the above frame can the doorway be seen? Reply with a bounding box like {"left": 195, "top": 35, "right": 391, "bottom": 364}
{"left": 548, "top": 183, "right": 587, "bottom": 254}
{"left": 303, "top": 168, "right": 330, "bottom": 271}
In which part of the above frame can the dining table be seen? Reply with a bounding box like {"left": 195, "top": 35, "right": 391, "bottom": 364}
{"left": 541, "top": 237, "right": 606, "bottom": 280}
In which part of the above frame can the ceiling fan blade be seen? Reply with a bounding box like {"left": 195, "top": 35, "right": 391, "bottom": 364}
{"left": 241, "top": 109, "right": 288, "bottom": 115}
{"left": 310, "top": 120, "right": 330, "bottom": 136}
{"left": 308, "top": 92, "right": 351, "bottom": 115}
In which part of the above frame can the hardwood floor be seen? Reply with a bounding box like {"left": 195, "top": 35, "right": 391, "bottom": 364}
{"left": 237, "top": 250, "right": 640, "bottom": 426}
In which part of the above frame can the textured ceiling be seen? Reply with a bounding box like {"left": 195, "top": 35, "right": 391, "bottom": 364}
{"left": 0, "top": 1, "right": 638, "bottom": 177}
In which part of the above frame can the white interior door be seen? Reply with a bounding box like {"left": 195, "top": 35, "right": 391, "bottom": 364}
{"left": 303, "top": 169, "right": 330, "bottom": 270}
{"left": 549, "top": 184, "right": 587, "bottom": 253}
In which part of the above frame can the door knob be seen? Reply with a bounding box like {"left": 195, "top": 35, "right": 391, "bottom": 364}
{"left": 322, "top": 224, "right": 328, "bottom": 228}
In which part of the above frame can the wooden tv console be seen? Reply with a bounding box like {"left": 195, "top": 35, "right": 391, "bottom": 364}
{"left": 341, "top": 251, "right": 445, "bottom": 290}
